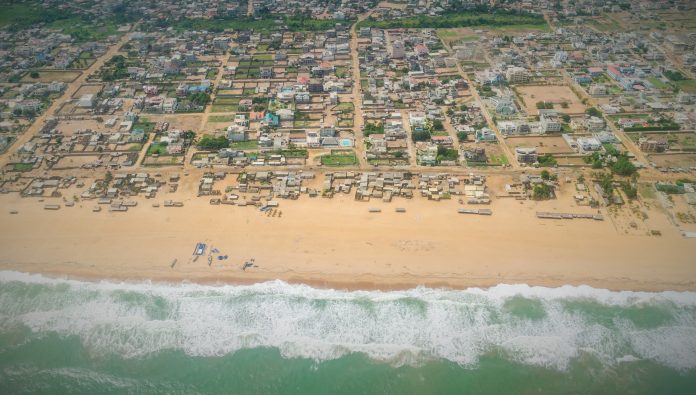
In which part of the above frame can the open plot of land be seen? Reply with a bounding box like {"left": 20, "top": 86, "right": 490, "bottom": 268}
{"left": 506, "top": 135, "right": 574, "bottom": 155}
{"left": 145, "top": 114, "right": 202, "bottom": 131}
{"left": 52, "top": 155, "right": 103, "bottom": 169}
{"left": 628, "top": 132, "right": 696, "bottom": 152}
{"left": 72, "top": 84, "right": 104, "bottom": 98}
{"left": 555, "top": 156, "right": 588, "bottom": 166}
{"left": 648, "top": 153, "right": 696, "bottom": 168}
{"left": 21, "top": 70, "right": 82, "bottom": 83}
{"left": 54, "top": 119, "right": 108, "bottom": 136}
{"left": 516, "top": 85, "right": 586, "bottom": 114}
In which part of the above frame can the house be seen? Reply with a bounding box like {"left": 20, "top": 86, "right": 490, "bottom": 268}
{"left": 308, "top": 79, "right": 324, "bottom": 93}
{"left": 576, "top": 137, "right": 602, "bottom": 152}
{"left": 260, "top": 67, "right": 273, "bottom": 79}
{"left": 505, "top": 67, "right": 529, "bottom": 83}
{"left": 249, "top": 111, "right": 265, "bottom": 121}
{"left": 225, "top": 125, "right": 247, "bottom": 141}
{"left": 263, "top": 112, "right": 280, "bottom": 127}
{"left": 238, "top": 99, "right": 253, "bottom": 111}
{"left": 492, "top": 97, "right": 516, "bottom": 116}
{"left": 320, "top": 126, "right": 336, "bottom": 137}
{"left": 390, "top": 41, "right": 405, "bottom": 59}
{"left": 415, "top": 44, "right": 429, "bottom": 57}
{"left": 431, "top": 135, "right": 453, "bottom": 145}
{"left": 276, "top": 108, "right": 294, "bottom": 120}
{"left": 586, "top": 116, "right": 605, "bottom": 131}
{"left": 409, "top": 112, "right": 426, "bottom": 132}
{"left": 78, "top": 94, "right": 96, "bottom": 108}
{"left": 476, "top": 128, "right": 497, "bottom": 142}
{"left": 515, "top": 147, "right": 538, "bottom": 164}
{"left": 638, "top": 137, "right": 669, "bottom": 152}
{"left": 539, "top": 110, "right": 561, "bottom": 133}
{"left": 589, "top": 84, "right": 607, "bottom": 96}
{"left": 163, "top": 98, "right": 178, "bottom": 113}
{"left": 234, "top": 114, "right": 249, "bottom": 127}
{"left": 295, "top": 92, "right": 311, "bottom": 103}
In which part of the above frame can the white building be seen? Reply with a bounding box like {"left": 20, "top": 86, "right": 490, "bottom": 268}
{"left": 539, "top": 110, "right": 561, "bottom": 133}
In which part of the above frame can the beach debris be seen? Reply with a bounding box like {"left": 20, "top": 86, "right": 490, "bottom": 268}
{"left": 458, "top": 208, "right": 492, "bottom": 216}
{"left": 242, "top": 258, "right": 256, "bottom": 271}
{"left": 368, "top": 208, "right": 381, "bottom": 213}
{"left": 170, "top": 259, "right": 177, "bottom": 268}
{"left": 395, "top": 208, "right": 406, "bottom": 213}
{"left": 208, "top": 255, "right": 213, "bottom": 266}
{"left": 193, "top": 242, "right": 207, "bottom": 256}
{"left": 9, "top": 210, "right": 18, "bottom": 214}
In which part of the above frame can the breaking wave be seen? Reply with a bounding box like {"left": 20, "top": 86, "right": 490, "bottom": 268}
{"left": 1, "top": 271, "right": 695, "bottom": 372}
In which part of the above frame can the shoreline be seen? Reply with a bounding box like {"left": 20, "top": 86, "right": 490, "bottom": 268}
{"left": 2, "top": 265, "right": 696, "bottom": 293}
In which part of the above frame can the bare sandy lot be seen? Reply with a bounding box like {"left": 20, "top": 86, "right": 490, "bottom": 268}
{"left": 648, "top": 153, "right": 696, "bottom": 168}
{"left": 71, "top": 84, "right": 104, "bottom": 99}
{"left": 516, "top": 85, "right": 586, "bottom": 114}
{"left": 506, "top": 135, "right": 575, "bottom": 155}
{"left": 21, "top": 70, "right": 82, "bottom": 83}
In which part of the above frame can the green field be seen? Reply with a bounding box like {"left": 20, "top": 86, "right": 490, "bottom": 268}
{"left": 647, "top": 77, "right": 670, "bottom": 90}
{"left": 230, "top": 140, "right": 258, "bottom": 149}
{"left": 321, "top": 150, "right": 358, "bottom": 166}
{"left": 147, "top": 142, "right": 168, "bottom": 156}
{"left": 208, "top": 115, "right": 236, "bottom": 123}
{"left": 675, "top": 79, "right": 696, "bottom": 93}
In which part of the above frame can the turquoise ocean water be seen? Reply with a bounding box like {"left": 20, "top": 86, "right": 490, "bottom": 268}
{"left": 1, "top": 271, "right": 695, "bottom": 394}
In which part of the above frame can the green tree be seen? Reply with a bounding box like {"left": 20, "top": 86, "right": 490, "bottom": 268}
{"left": 533, "top": 183, "right": 552, "bottom": 200}
{"left": 586, "top": 107, "right": 602, "bottom": 118}
{"left": 431, "top": 119, "right": 444, "bottom": 131}
{"left": 611, "top": 156, "right": 637, "bottom": 176}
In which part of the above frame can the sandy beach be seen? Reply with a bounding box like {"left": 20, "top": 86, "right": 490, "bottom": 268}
{"left": 1, "top": 174, "right": 695, "bottom": 292}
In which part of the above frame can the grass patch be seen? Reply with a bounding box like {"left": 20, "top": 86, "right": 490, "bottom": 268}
{"left": 146, "top": 142, "right": 168, "bottom": 156}
{"left": 208, "top": 115, "right": 235, "bottom": 123}
{"left": 638, "top": 183, "right": 657, "bottom": 200}
{"left": 675, "top": 79, "right": 696, "bottom": 93}
{"left": 321, "top": 150, "right": 358, "bottom": 166}
{"left": 230, "top": 140, "right": 258, "bottom": 149}
{"left": 488, "top": 153, "right": 509, "bottom": 166}
{"left": 13, "top": 163, "right": 34, "bottom": 172}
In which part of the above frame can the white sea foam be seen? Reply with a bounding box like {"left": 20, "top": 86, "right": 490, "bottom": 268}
{"left": 1, "top": 271, "right": 696, "bottom": 371}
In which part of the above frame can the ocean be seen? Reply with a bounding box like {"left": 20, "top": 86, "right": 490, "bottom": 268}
{"left": 0, "top": 271, "right": 695, "bottom": 394}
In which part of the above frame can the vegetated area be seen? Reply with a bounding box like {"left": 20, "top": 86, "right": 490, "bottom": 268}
{"left": 321, "top": 150, "right": 358, "bottom": 166}
{"left": 663, "top": 70, "right": 696, "bottom": 94}
{"left": 168, "top": 16, "right": 350, "bottom": 33}
{"left": 0, "top": 2, "right": 126, "bottom": 42}
{"left": 357, "top": 9, "right": 547, "bottom": 30}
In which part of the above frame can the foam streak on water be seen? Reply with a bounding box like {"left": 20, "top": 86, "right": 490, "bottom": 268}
{"left": 1, "top": 271, "right": 695, "bottom": 372}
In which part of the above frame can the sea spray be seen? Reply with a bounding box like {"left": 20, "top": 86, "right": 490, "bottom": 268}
{"left": 1, "top": 271, "right": 696, "bottom": 394}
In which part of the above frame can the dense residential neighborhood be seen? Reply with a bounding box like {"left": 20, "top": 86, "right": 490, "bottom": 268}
{"left": 1, "top": 0, "right": 696, "bottom": 234}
